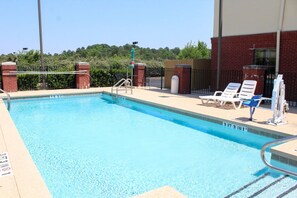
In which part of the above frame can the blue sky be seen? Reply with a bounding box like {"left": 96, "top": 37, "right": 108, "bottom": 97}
{"left": 0, "top": 0, "right": 214, "bottom": 54}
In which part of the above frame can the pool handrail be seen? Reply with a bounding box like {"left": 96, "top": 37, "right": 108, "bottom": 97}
{"left": 261, "top": 134, "right": 297, "bottom": 177}
{"left": 0, "top": 88, "right": 11, "bottom": 111}
{"left": 111, "top": 78, "right": 133, "bottom": 95}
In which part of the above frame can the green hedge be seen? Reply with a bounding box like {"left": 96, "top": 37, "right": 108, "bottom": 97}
{"left": 17, "top": 74, "right": 40, "bottom": 90}
{"left": 15, "top": 68, "right": 127, "bottom": 90}
{"left": 6, "top": 65, "right": 162, "bottom": 91}
{"left": 47, "top": 74, "right": 76, "bottom": 89}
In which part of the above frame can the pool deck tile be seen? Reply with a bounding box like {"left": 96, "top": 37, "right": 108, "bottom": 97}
{"left": 1, "top": 87, "right": 297, "bottom": 197}
{"left": 115, "top": 87, "right": 297, "bottom": 137}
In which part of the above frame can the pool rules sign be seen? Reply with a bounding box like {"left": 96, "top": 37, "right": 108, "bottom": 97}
{"left": 0, "top": 152, "right": 13, "bottom": 177}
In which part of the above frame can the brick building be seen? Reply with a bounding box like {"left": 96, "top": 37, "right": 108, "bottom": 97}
{"left": 211, "top": 0, "right": 297, "bottom": 102}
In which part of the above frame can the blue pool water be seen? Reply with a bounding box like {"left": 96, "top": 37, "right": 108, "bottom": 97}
{"left": 9, "top": 93, "right": 274, "bottom": 197}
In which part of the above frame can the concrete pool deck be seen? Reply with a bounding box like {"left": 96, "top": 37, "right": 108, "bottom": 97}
{"left": 0, "top": 87, "right": 297, "bottom": 197}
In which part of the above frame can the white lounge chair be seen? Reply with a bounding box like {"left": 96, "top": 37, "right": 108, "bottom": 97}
{"left": 217, "top": 80, "right": 257, "bottom": 109}
{"left": 199, "top": 82, "right": 241, "bottom": 104}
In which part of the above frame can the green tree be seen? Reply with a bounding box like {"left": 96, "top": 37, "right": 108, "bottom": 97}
{"left": 178, "top": 41, "right": 210, "bottom": 59}
{"left": 18, "top": 50, "right": 40, "bottom": 65}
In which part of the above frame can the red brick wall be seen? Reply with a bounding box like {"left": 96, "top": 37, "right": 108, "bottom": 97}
{"left": 174, "top": 66, "right": 191, "bottom": 94}
{"left": 133, "top": 64, "right": 146, "bottom": 86}
{"left": 75, "top": 62, "right": 90, "bottom": 89}
{"left": 1, "top": 62, "right": 18, "bottom": 92}
{"left": 279, "top": 31, "right": 297, "bottom": 73}
{"left": 211, "top": 31, "right": 297, "bottom": 93}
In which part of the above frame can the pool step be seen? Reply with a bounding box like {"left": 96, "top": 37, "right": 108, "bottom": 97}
{"left": 225, "top": 172, "right": 297, "bottom": 198}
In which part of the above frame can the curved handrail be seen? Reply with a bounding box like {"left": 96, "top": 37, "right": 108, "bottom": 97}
{"left": 111, "top": 78, "right": 133, "bottom": 95}
{"left": 0, "top": 89, "right": 11, "bottom": 111}
{"left": 116, "top": 79, "right": 132, "bottom": 95}
{"left": 111, "top": 78, "right": 126, "bottom": 93}
{"left": 261, "top": 135, "right": 297, "bottom": 177}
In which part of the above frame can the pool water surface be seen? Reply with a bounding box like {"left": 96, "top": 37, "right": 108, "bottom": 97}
{"left": 9, "top": 93, "right": 274, "bottom": 197}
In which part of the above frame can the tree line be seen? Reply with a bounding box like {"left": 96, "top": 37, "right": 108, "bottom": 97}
{"left": 0, "top": 41, "right": 210, "bottom": 68}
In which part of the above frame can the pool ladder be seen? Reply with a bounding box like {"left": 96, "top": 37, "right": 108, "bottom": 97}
{"left": 111, "top": 78, "right": 133, "bottom": 96}
{"left": 0, "top": 89, "right": 11, "bottom": 111}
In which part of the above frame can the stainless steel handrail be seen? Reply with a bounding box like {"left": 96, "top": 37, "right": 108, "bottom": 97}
{"left": 0, "top": 89, "right": 11, "bottom": 111}
{"left": 111, "top": 78, "right": 133, "bottom": 95}
{"left": 261, "top": 135, "right": 297, "bottom": 177}
{"left": 111, "top": 78, "right": 126, "bottom": 94}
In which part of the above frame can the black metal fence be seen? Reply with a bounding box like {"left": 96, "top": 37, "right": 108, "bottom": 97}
{"left": 1, "top": 64, "right": 296, "bottom": 107}
{"left": 16, "top": 65, "right": 76, "bottom": 90}
{"left": 2, "top": 65, "right": 127, "bottom": 90}
{"left": 282, "top": 72, "right": 297, "bottom": 107}
{"left": 145, "top": 67, "right": 164, "bottom": 89}
{"left": 143, "top": 67, "right": 297, "bottom": 107}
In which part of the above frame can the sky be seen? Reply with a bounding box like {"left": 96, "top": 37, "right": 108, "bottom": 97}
{"left": 0, "top": 0, "right": 214, "bottom": 55}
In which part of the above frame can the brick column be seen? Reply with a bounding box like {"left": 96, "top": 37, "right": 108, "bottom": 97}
{"left": 1, "top": 62, "right": 18, "bottom": 92}
{"left": 133, "top": 63, "right": 146, "bottom": 86}
{"left": 174, "top": 64, "right": 191, "bottom": 94}
{"left": 243, "top": 65, "right": 266, "bottom": 95}
{"left": 75, "top": 62, "right": 90, "bottom": 89}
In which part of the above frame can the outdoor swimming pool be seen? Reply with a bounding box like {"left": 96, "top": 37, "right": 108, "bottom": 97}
{"left": 9, "top": 93, "right": 277, "bottom": 197}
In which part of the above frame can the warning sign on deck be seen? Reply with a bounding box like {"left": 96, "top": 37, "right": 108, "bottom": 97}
{"left": 0, "top": 152, "right": 13, "bottom": 177}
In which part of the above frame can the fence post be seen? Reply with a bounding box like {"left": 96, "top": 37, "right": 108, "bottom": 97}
{"left": 1, "top": 62, "right": 18, "bottom": 92}
{"left": 75, "top": 62, "right": 90, "bottom": 89}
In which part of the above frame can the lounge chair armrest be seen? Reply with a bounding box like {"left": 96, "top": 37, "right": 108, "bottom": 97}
{"left": 240, "top": 98, "right": 254, "bottom": 101}
{"left": 256, "top": 97, "right": 272, "bottom": 107}
{"left": 214, "top": 91, "right": 223, "bottom": 96}
{"left": 260, "top": 97, "right": 272, "bottom": 101}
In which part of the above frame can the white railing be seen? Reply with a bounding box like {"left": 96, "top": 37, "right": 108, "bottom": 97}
{"left": 111, "top": 78, "right": 133, "bottom": 95}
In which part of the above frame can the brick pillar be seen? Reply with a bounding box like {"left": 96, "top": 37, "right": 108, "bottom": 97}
{"left": 174, "top": 64, "right": 191, "bottom": 94}
{"left": 243, "top": 65, "right": 266, "bottom": 95}
{"left": 133, "top": 63, "right": 146, "bottom": 86}
{"left": 1, "top": 62, "right": 18, "bottom": 92}
{"left": 75, "top": 62, "right": 90, "bottom": 89}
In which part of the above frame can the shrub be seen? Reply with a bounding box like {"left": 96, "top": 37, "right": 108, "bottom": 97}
{"left": 17, "top": 74, "right": 40, "bottom": 90}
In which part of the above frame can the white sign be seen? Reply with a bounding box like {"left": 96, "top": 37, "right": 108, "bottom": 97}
{"left": 0, "top": 152, "right": 13, "bottom": 177}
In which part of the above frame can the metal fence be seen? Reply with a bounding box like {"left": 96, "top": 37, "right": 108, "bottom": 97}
{"left": 144, "top": 67, "right": 297, "bottom": 107}
{"left": 1, "top": 65, "right": 296, "bottom": 107}
{"left": 145, "top": 67, "right": 164, "bottom": 89}
{"left": 283, "top": 72, "right": 297, "bottom": 107}
{"left": 16, "top": 65, "right": 76, "bottom": 90}
{"left": 2, "top": 65, "right": 127, "bottom": 90}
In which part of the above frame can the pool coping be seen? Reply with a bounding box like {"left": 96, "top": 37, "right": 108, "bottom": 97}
{"left": 0, "top": 87, "right": 297, "bottom": 197}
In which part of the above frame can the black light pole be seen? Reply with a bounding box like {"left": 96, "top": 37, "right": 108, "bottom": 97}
{"left": 217, "top": 0, "right": 223, "bottom": 90}
{"left": 37, "top": 0, "right": 45, "bottom": 88}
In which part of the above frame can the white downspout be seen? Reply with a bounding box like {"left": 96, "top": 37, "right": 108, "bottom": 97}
{"left": 276, "top": 0, "right": 286, "bottom": 75}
